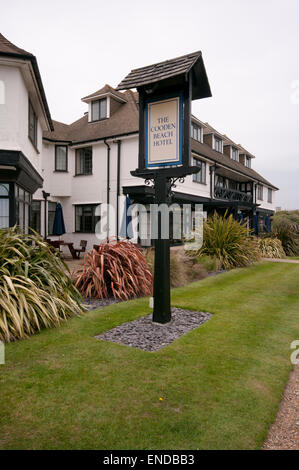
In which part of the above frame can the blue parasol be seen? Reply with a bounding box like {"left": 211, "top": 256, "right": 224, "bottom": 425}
{"left": 52, "top": 202, "right": 66, "bottom": 236}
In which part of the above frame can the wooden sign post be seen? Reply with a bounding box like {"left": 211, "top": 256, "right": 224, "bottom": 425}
{"left": 117, "top": 51, "right": 211, "bottom": 323}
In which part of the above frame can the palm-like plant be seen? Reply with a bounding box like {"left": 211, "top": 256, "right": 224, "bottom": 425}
{"left": 72, "top": 240, "right": 153, "bottom": 300}
{"left": 0, "top": 227, "right": 83, "bottom": 342}
{"left": 197, "top": 212, "right": 261, "bottom": 269}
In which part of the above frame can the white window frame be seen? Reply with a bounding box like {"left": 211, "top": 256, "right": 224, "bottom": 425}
{"left": 214, "top": 136, "right": 223, "bottom": 153}
{"left": 231, "top": 147, "right": 239, "bottom": 162}
{"left": 191, "top": 123, "right": 202, "bottom": 142}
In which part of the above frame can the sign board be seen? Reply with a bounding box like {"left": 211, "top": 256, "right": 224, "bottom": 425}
{"left": 145, "top": 95, "right": 183, "bottom": 168}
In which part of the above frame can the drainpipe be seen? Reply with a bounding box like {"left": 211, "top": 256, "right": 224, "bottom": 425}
{"left": 210, "top": 164, "right": 216, "bottom": 200}
{"left": 42, "top": 190, "right": 50, "bottom": 239}
{"left": 104, "top": 140, "right": 111, "bottom": 242}
{"left": 115, "top": 139, "right": 121, "bottom": 241}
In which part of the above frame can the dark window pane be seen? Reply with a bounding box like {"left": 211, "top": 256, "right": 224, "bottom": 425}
{"left": 75, "top": 147, "right": 92, "bottom": 175}
{"left": 48, "top": 201, "right": 57, "bottom": 236}
{"left": 55, "top": 146, "right": 68, "bottom": 171}
{"left": 91, "top": 101, "right": 100, "bottom": 121}
{"left": 99, "top": 98, "right": 107, "bottom": 119}
{"left": 31, "top": 200, "right": 41, "bottom": 233}
{"left": 192, "top": 158, "right": 206, "bottom": 184}
{"left": 91, "top": 98, "right": 107, "bottom": 121}
{"left": 75, "top": 204, "right": 101, "bottom": 233}
{"left": 0, "top": 198, "right": 9, "bottom": 228}
{"left": 28, "top": 100, "right": 37, "bottom": 146}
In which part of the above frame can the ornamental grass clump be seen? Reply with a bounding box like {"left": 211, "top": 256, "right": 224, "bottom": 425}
{"left": 197, "top": 212, "right": 261, "bottom": 270}
{"left": 258, "top": 237, "right": 285, "bottom": 259}
{"left": 271, "top": 215, "right": 299, "bottom": 256}
{"left": 72, "top": 240, "right": 153, "bottom": 300}
{"left": 0, "top": 227, "right": 83, "bottom": 343}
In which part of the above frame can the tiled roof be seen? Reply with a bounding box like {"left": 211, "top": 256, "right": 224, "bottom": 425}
{"left": 203, "top": 122, "right": 224, "bottom": 137}
{"left": 44, "top": 89, "right": 138, "bottom": 144}
{"left": 205, "top": 126, "right": 256, "bottom": 158}
{"left": 0, "top": 33, "right": 33, "bottom": 56}
{"left": 191, "top": 139, "right": 278, "bottom": 189}
{"left": 117, "top": 51, "right": 212, "bottom": 100}
{"left": 43, "top": 120, "right": 72, "bottom": 142}
{"left": 0, "top": 33, "right": 53, "bottom": 131}
{"left": 81, "top": 84, "right": 128, "bottom": 102}
{"left": 237, "top": 144, "right": 255, "bottom": 159}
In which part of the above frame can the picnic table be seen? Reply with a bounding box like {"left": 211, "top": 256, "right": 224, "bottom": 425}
{"left": 46, "top": 240, "right": 78, "bottom": 259}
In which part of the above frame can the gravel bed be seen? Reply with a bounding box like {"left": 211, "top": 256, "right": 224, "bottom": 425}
{"left": 262, "top": 365, "right": 299, "bottom": 450}
{"left": 95, "top": 307, "right": 212, "bottom": 351}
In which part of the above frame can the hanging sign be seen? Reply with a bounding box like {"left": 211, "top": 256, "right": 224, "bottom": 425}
{"left": 145, "top": 95, "right": 183, "bottom": 168}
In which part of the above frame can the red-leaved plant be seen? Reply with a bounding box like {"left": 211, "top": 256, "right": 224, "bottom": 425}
{"left": 72, "top": 240, "right": 153, "bottom": 300}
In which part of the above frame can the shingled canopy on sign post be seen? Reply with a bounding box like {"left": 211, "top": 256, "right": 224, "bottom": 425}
{"left": 117, "top": 51, "right": 212, "bottom": 324}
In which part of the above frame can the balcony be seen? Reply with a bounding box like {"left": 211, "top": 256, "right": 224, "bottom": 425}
{"left": 214, "top": 186, "right": 252, "bottom": 203}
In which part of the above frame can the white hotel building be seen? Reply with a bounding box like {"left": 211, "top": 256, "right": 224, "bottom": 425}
{"left": 0, "top": 34, "right": 278, "bottom": 251}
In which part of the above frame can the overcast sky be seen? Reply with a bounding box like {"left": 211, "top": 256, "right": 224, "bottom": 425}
{"left": 2, "top": 0, "right": 299, "bottom": 209}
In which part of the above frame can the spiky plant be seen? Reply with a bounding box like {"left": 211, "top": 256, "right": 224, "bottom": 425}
{"left": 197, "top": 212, "right": 261, "bottom": 270}
{"left": 271, "top": 218, "right": 299, "bottom": 256}
{"left": 257, "top": 237, "right": 285, "bottom": 258}
{"left": 72, "top": 240, "right": 153, "bottom": 300}
{"left": 0, "top": 227, "right": 83, "bottom": 342}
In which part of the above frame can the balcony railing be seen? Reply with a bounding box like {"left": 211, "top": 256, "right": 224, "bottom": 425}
{"left": 214, "top": 186, "right": 253, "bottom": 203}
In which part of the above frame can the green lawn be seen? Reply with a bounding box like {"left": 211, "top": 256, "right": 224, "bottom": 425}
{"left": 287, "top": 256, "right": 299, "bottom": 260}
{"left": 1, "top": 262, "right": 299, "bottom": 450}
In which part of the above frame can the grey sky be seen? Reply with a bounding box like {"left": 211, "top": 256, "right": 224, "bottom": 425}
{"left": 2, "top": 0, "right": 299, "bottom": 209}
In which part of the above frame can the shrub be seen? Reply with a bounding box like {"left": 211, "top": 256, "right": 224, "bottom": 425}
{"left": 145, "top": 247, "right": 208, "bottom": 287}
{"left": 271, "top": 213, "right": 299, "bottom": 256}
{"left": 73, "top": 240, "right": 153, "bottom": 300}
{"left": 196, "top": 254, "right": 220, "bottom": 273}
{"left": 0, "top": 227, "right": 83, "bottom": 343}
{"left": 258, "top": 237, "right": 285, "bottom": 258}
{"left": 197, "top": 212, "right": 261, "bottom": 270}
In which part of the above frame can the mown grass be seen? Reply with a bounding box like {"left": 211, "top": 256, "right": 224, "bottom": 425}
{"left": 1, "top": 262, "right": 299, "bottom": 450}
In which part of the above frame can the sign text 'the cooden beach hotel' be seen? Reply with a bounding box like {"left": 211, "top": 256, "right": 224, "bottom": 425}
{"left": 146, "top": 96, "right": 182, "bottom": 167}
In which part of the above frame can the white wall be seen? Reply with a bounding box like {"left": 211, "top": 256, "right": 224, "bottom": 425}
{"left": 257, "top": 184, "right": 276, "bottom": 212}
{"left": 0, "top": 64, "right": 43, "bottom": 174}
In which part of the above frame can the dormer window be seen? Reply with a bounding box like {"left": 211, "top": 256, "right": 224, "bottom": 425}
{"left": 245, "top": 156, "right": 251, "bottom": 168}
{"left": 91, "top": 98, "right": 107, "bottom": 121}
{"left": 191, "top": 123, "right": 202, "bottom": 142}
{"left": 232, "top": 147, "right": 239, "bottom": 161}
{"left": 214, "top": 136, "right": 222, "bottom": 153}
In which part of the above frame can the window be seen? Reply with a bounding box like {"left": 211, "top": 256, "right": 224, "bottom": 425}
{"left": 48, "top": 201, "right": 57, "bottom": 236}
{"left": 91, "top": 98, "right": 107, "bottom": 121}
{"left": 55, "top": 145, "right": 68, "bottom": 172}
{"left": 15, "top": 185, "right": 31, "bottom": 233}
{"left": 192, "top": 158, "right": 206, "bottom": 184}
{"left": 232, "top": 147, "right": 239, "bottom": 161}
{"left": 228, "top": 180, "right": 238, "bottom": 190}
{"left": 257, "top": 184, "right": 263, "bottom": 201}
{"left": 268, "top": 188, "right": 273, "bottom": 203}
{"left": 0, "top": 183, "right": 9, "bottom": 229}
{"left": 28, "top": 100, "right": 37, "bottom": 148}
{"left": 191, "top": 123, "right": 202, "bottom": 142}
{"left": 214, "top": 136, "right": 222, "bottom": 153}
{"left": 245, "top": 156, "right": 251, "bottom": 168}
{"left": 216, "top": 175, "right": 227, "bottom": 188}
{"left": 31, "top": 200, "right": 41, "bottom": 233}
{"left": 75, "top": 204, "right": 100, "bottom": 233}
{"left": 75, "top": 147, "right": 92, "bottom": 175}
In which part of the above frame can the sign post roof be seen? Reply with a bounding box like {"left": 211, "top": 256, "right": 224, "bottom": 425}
{"left": 116, "top": 51, "right": 212, "bottom": 100}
